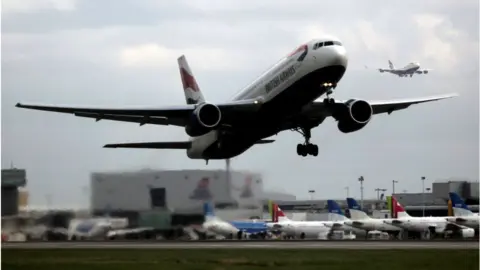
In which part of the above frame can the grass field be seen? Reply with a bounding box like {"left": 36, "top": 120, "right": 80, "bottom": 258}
{"left": 2, "top": 249, "right": 478, "bottom": 270}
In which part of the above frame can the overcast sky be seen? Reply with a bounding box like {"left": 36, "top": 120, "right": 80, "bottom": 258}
{"left": 2, "top": 0, "right": 479, "bottom": 207}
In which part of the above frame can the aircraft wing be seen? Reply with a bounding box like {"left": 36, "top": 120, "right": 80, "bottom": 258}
{"left": 415, "top": 69, "right": 432, "bottom": 74}
{"left": 103, "top": 139, "right": 274, "bottom": 149}
{"left": 351, "top": 221, "right": 365, "bottom": 227}
{"left": 15, "top": 98, "right": 262, "bottom": 127}
{"left": 300, "top": 93, "right": 458, "bottom": 120}
{"left": 443, "top": 221, "right": 472, "bottom": 232}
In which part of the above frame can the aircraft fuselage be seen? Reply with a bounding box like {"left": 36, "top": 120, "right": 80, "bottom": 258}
{"left": 187, "top": 38, "right": 348, "bottom": 159}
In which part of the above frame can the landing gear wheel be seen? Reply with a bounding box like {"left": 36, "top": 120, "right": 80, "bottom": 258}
{"left": 296, "top": 143, "right": 318, "bottom": 156}
{"left": 293, "top": 127, "right": 319, "bottom": 157}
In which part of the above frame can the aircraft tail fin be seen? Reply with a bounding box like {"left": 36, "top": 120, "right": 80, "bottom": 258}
{"left": 178, "top": 55, "right": 206, "bottom": 105}
{"left": 388, "top": 60, "right": 395, "bottom": 69}
{"left": 275, "top": 205, "right": 290, "bottom": 222}
{"left": 449, "top": 192, "right": 474, "bottom": 216}
{"left": 203, "top": 201, "right": 215, "bottom": 218}
{"left": 448, "top": 199, "right": 453, "bottom": 216}
{"left": 346, "top": 197, "right": 371, "bottom": 220}
{"left": 391, "top": 196, "right": 409, "bottom": 218}
{"left": 327, "top": 200, "right": 348, "bottom": 221}
{"left": 268, "top": 200, "right": 274, "bottom": 222}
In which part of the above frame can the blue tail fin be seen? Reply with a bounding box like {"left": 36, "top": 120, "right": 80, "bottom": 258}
{"left": 346, "top": 197, "right": 362, "bottom": 211}
{"left": 449, "top": 192, "right": 469, "bottom": 210}
{"left": 203, "top": 201, "right": 215, "bottom": 217}
{"left": 327, "top": 200, "right": 345, "bottom": 216}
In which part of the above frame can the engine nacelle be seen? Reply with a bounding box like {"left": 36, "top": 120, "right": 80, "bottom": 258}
{"left": 460, "top": 228, "right": 475, "bottom": 238}
{"left": 185, "top": 103, "right": 222, "bottom": 137}
{"left": 337, "top": 99, "right": 373, "bottom": 133}
{"left": 423, "top": 70, "right": 428, "bottom": 74}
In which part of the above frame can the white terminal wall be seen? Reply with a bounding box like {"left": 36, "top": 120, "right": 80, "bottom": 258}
{"left": 90, "top": 169, "right": 264, "bottom": 212}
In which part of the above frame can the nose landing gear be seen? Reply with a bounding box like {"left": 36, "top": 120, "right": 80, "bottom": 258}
{"left": 293, "top": 127, "right": 318, "bottom": 157}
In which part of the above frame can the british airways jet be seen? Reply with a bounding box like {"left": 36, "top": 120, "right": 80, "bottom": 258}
{"left": 377, "top": 60, "right": 432, "bottom": 77}
{"left": 16, "top": 36, "right": 455, "bottom": 162}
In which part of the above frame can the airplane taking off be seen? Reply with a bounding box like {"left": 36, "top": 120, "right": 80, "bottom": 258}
{"left": 376, "top": 60, "right": 432, "bottom": 77}
{"left": 16, "top": 36, "right": 456, "bottom": 162}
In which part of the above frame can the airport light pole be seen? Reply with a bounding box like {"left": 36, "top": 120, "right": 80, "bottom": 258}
{"left": 226, "top": 158, "right": 231, "bottom": 199}
{"left": 392, "top": 180, "right": 398, "bottom": 195}
{"left": 375, "top": 188, "right": 387, "bottom": 200}
{"left": 421, "top": 176, "right": 426, "bottom": 217}
{"left": 308, "top": 190, "right": 315, "bottom": 211}
{"left": 358, "top": 176, "right": 364, "bottom": 209}
{"left": 345, "top": 186, "right": 349, "bottom": 198}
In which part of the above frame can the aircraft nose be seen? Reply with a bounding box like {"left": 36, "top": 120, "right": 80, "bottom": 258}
{"left": 330, "top": 46, "right": 348, "bottom": 68}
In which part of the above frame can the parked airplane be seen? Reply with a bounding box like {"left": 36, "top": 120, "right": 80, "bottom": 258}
{"left": 343, "top": 197, "right": 403, "bottom": 238}
{"left": 67, "top": 216, "right": 128, "bottom": 240}
{"left": 383, "top": 196, "right": 475, "bottom": 239}
{"left": 324, "top": 199, "right": 365, "bottom": 237}
{"left": 229, "top": 219, "right": 269, "bottom": 239}
{"left": 16, "top": 36, "right": 455, "bottom": 162}
{"left": 267, "top": 204, "right": 332, "bottom": 239}
{"left": 267, "top": 203, "right": 361, "bottom": 239}
{"left": 446, "top": 192, "right": 479, "bottom": 230}
{"left": 376, "top": 60, "right": 432, "bottom": 77}
{"left": 200, "top": 202, "right": 241, "bottom": 239}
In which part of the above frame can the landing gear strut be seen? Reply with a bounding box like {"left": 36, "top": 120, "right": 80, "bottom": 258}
{"left": 294, "top": 127, "right": 318, "bottom": 157}
{"left": 323, "top": 83, "right": 336, "bottom": 105}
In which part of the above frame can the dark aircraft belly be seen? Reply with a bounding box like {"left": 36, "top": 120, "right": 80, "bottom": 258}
{"left": 203, "top": 65, "right": 346, "bottom": 159}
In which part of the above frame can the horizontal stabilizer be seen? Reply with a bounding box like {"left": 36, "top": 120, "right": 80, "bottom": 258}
{"left": 104, "top": 141, "right": 191, "bottom": 149}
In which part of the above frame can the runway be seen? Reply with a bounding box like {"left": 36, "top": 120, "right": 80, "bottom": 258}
{"left": 3, "top": 240, "right": 478, "bottom": 249}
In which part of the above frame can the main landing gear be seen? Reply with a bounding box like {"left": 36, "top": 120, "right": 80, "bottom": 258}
{"left": 294, "top": 127, "right": 318, "bottom": 157}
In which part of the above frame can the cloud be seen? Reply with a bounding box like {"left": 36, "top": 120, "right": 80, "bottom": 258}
{"left": 412, "top": 13, "right": 478, "bottom": 73}
{"left": 2, "top": 0, "right": 78, "bottom": 13}
{"left": 118, "top": 43, "right": 252, "bottom": 71}
{"left": 2, "top": 1, "right": 478, "bottom": 205}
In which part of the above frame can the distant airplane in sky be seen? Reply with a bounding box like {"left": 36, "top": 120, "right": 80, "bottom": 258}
{"left": 16, "top": 36, "right": 455, "bottom": 163}
{"left": 372, "top": 60, "right": 432, "bottom": 77}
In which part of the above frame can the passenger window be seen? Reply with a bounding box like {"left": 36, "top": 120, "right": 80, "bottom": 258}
{"left": 324, "top": 41, "right": 334, "bottom": 46}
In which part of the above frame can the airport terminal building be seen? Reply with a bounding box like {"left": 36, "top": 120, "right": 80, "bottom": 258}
{"left": 90, "top": 169, "right": 296, "bottom": 221}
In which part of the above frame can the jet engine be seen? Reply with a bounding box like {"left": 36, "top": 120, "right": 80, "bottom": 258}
{"left": 423, "top": 70, "right": 428, "bottom": 74}
{"left": 459, "top": 228, "right": 475, "bottom": 238}
{"left": 336, "top": 99, "right": 373, "bottom": 133}
{"left": 185, "top": 103, "right": 222, "bottom": 137}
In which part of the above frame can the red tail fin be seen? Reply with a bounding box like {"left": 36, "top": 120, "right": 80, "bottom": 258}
{"left": 391, "top": 196, "right": 405, "bottom": 218}
{"left": 272, "top": 203, "right": 278, "bottom": 222}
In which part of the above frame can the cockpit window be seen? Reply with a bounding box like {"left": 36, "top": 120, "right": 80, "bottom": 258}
{"left": 313, "top": 40, "right": 342, "bottom": 50}
{"left": 313, "top": 42, "right": 323, "bottom": 49}
{"left": 323, "top": 41, "right": 334, "bottom": 46}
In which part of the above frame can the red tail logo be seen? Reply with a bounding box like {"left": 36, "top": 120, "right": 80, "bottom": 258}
{"left": 391, "top": 196, "right": 405, "bottom": 218}
{"left": 180, "top": 67, "right": 199, "bottom": 92}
